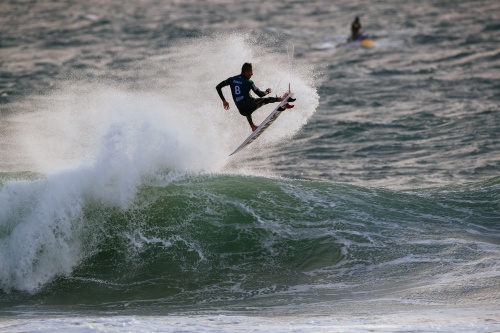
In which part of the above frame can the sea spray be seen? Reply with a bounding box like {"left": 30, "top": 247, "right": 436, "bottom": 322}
{"left": 0, "top": 34, "right": 319, "bottom": 293}
{"left": 1, "top": 33, "right": 319, "bottom": 173}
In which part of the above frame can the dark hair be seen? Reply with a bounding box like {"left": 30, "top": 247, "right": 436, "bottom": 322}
{"left": 241, "top": 62, "right": 252, "bottom": 73}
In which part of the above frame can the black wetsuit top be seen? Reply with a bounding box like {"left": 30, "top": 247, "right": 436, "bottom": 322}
{"left": 351, "top": 19, "right": 362, "bottom": 41}
{"left": 216, "top": 74, "right": 267, "bottom": 111}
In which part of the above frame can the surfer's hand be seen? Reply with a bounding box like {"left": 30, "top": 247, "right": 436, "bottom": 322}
{"left": 223, "top": 100, "right": 230, "bottom": 110}
{"left": 265, "top": 88, "right": 271, "bottom": 94}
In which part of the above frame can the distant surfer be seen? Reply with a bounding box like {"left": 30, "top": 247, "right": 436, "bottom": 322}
{"left": 216, "top": 62, "right": 295, "bottom": 132}
{"left": 348, "top": 16, "right": 363, "bottom": 42}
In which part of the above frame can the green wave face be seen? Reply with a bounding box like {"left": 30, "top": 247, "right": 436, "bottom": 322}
{"left": 1, "top": 173, "right": 499, "bottom": 314}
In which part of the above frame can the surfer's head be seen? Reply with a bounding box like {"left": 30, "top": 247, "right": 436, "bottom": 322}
{"left": 242, "top": 62, "right": 253, "bottom": 78}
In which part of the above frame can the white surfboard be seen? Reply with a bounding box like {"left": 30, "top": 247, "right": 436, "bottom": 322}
{"left": 229, "top": 92, "right": 295, "bottom": 156}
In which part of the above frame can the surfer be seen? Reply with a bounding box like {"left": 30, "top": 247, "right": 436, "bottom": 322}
{"left": 348, "top": 16, "right": 362, "bottom": 42}
{"left": 216, "top": 62, "right": 295, "bottom": 132}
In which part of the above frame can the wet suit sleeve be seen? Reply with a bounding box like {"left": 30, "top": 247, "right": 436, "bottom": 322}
{"left": 250, "top": 80, "right": 267, "bottom": 97}
{"left": 216, "top": 79, "right": 229, "bottom": 101}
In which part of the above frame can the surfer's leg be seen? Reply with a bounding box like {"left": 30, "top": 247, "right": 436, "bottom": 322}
{"left": 243, "top": 112, "right": 258, "bottom": 131}
{"left": 238, "top": 103, "right": 259, "bottom": 130}
{"left": 246, "top": 115, "right": 258, "bottom": 131}
{"left": 254, "top": 97, "right": 280, "bottom": 108}
{"left": 254, "top": 96, "right": 296, "bottom": 112}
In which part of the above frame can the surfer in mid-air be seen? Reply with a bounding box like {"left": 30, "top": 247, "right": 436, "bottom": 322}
{"left": 216, "top": 62, "right": 295, "bottom": 132}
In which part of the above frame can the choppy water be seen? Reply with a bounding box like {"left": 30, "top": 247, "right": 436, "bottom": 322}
{"left": 1, "top": 0, "right": 499, "bottom": 332}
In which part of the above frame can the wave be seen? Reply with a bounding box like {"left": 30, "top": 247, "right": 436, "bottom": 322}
{"left": 1, "top": 170, "right": 499, "bottom": 312}
{"left": 0, "top": 33, "right": 322, "bottom": 294}
{"left": 0, "top": 33, "right": 499, "bottom": 311}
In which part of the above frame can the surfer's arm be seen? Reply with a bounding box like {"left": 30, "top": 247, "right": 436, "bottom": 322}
{"left": 251, "top": 82, "right": 270, "bottom": 97}
{"left": 216, "top": 80, "right": 228, "bottom": 101}
{"left": 216, "top": 80, "right": 230, "bottom": 110}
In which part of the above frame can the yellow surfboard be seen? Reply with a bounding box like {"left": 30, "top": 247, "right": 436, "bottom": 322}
{"left": 360, "top": 39, "right": 376, "bottom": 48}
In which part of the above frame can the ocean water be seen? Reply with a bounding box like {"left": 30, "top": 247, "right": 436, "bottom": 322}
{"left": 1, "top": 0, "right": 499, "bottom": 332}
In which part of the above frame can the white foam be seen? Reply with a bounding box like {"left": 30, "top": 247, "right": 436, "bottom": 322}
{"left": 0, "top": 34, "right": 319, "bottom": 292}
{"left": 4, "top": 33, "right": 318, "bottom": 173}
{"left": 1, "top": 309, "right": 499, "bottom": 333}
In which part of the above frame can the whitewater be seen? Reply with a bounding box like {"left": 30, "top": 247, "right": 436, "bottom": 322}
{"left": 1, "top": 0, "right": 499, "bottom": 332}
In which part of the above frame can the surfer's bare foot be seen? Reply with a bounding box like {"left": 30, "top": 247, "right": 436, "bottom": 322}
{"left": 251, "top": 124, "right": 258, "bottom": 132}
